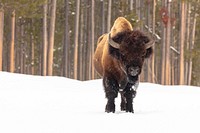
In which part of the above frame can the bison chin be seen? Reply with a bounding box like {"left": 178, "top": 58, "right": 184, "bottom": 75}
{"left": 125, "top": 66, "right": 141, "bottom": 84}
{"left": 127, "top": 75, "right": 139, "bottom": 84}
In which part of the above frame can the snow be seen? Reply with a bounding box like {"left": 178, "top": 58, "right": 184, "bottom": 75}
{"left": 0, "top": 71, "right": 200, "bottom": 133}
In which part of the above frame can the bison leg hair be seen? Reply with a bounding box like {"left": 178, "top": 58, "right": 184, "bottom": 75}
{"left": 122, "top": 83, "right": 136, "bottom": 113}
{"left": 120, "top": 91, "right": 126, "bottom": 111}
{"left": 105, "top": 99, "right": 115, "bottom": 113}
{"left": 103, "top": 77, "right": 119, "bottom": 113}
{"left": 124, "top": 90, "right": 134, "bottom": 113}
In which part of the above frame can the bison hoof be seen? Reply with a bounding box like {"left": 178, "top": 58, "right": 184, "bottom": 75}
{"left": 105, "top": 103, "right": 115, "bottom": 113}
{"left": 126, "top": 108, "right": 134, "bottom": 113}
{"left": 121, "top": 104, "right": 134, "bottom": 113}
{"left": 126, "top": 104, "right": 134, "bottom": 113}
{"left": 120, "top": 102, "right": 126, "bottom": 111}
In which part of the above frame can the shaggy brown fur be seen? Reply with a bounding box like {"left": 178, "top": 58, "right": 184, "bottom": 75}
{"left": 93, "top": 17, "right": 154, "bottom": 113}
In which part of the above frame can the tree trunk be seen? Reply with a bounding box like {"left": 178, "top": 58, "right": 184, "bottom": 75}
{"left": 63, "top": 0, "right": 70, "bottom": 78}
{"left": 85, "top": 0, "right": 90, "bottom": 80}
{"left": 135, "top": 0, "right": 140, "bottom": 30}
{"left": 91, "top": 0, "right": 95, "bottom": 79}
{"left": 179, "top": 1, "right": 186, "bottom": 85}
{"left": 47, "top": 0, "right": 57, "bottom": 76}
{"left": 188, "top": 1, "right": 198, "bottom": 85}
{"left": 19, "top": 20, "right": 25, "bottom": 74}
{"left": 19, "top": 20, "right": 24, "bottom": 74}
{"left": 42, "top": 2, "right": 48, "bottom": 76}
{"left": 185, "top": 3, "right": 190, "bottom": 84}
{"left": 0, "top": 8, "right": 4, "bottom": 71}
{"left": 31, "top": 33, "right": 34, "bottom": 75}
{"left": 130, "top": 0, "right": 133, "bottom": 11}
{"left": 79, "top": 3, "right": 84, "bottom": 80}
{"left": 9, "top": 10, "right": 15, "bottom": 73}
{"left": 107, "top": 0, "right": 112, "bottom": 32}
{"left": 101, "top": 0, "right": 105, "bottom": 34}
{"left": 165, "top": 0, "right": 171, "bottom": 85}
{"left": 146, "top": 1, "right": 151, "bottom": 82}
{"left": 151, "top": 0, "right": 156, "bottom": 83}
{"left": 73, "top": 0, "right": 80, "bottom": 79}
{"left": 161, "top": 1, "right": 166, "bottom": 85}
{"left": 82, "top": 0, "right": 88, "bottom": 80}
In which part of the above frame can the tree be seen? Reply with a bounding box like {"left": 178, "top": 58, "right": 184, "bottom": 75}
{"left": 91, "top": 0, "right": 95, "bottom": 79}
{"left": 107, "top": 0, "right": 112, "bottom": 32}
{"left": 19, "top": 19, "right": 25, "bottom": 74}
{"left": 160, "top": 1, "right": 166, "bottom": 85}
{"left": 0, "top": 8, "right": 4, "bottom": 71}
{"left": 9, "top": 10, "right": 15, "bottom": 73}
{"left": 42, "top": 1, "right": 48, "bottom": 76}
{"left": 187, "top": 0, "right": 199, "bottom": 85}
{"left": 47, "top": 0, "right": 57, "bottom": 76}
{"left": 179, "top": 1, "right": 186, "bottom": 85}
{"left": 30, "top": 21, "right": 35, "bottom": 75}
{"left": 63, "top": 0, "right": 70, "bottom": 78}
{"left": 73, "top": 0, "right": 80, "bottom": 79}
{"left": 165, "top": 0, "right": 172, "bottom": 85}
{"left": 151, "top": 0, "right": 156, "bottom": 83}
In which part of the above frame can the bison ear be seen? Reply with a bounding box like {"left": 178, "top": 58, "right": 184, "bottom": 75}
{"left": 145, "top": 47, "right": 153, "bottom": 58}
{"left": 109, "top": 44, "right": 121, "bottom": 59}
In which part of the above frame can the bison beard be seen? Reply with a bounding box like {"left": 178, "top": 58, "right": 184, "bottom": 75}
{"left": 93, "top": 17, "right": 154, "bottom": 113}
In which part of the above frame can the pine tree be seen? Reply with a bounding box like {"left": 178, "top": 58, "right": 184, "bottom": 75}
{"left": 47, "top": 0, "right": 57, "bottom": 76}
{"left": 73, "top": 0, "right": 80, "bottom": 79}
{"left": 9, "top": 10, "right": 15, "bottom": 73}
{"left": 42, "top": 1, "right": 48, "bottom": 76}
{"left": 0, "top": 8, "right": 4, "bottom": 71}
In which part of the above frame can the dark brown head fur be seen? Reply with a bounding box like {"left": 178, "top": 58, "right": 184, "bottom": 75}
{"left": 108, "top": 30, "right": 153, "bottom": 83}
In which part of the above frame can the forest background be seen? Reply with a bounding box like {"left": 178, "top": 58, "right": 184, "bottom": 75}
{"left": 0, "top": 0, "right": 200, "bottom": 86}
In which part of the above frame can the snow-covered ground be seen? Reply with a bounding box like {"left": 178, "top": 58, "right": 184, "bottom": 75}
{"left": 0, "top": 71, "right": 200, "bottom": 133}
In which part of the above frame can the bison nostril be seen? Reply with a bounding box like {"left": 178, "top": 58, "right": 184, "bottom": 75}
{"left": 128, "top": 67, "right": 140, "bottom": 76}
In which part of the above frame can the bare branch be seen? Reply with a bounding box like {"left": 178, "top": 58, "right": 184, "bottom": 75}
{"left": 144, "top": 25, "right": 161, "bottom": 40}
{"left": 170, "top": 46, "right": 180, "bottom": 55}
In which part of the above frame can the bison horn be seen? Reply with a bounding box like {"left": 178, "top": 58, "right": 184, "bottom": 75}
{"left": 108, "top": 33, "right": 120, "bottom": 49}
{"left": 145, "top": 40, "right": 155, "bottom": 49}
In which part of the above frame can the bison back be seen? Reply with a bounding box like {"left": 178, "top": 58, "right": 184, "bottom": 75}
{"left": 93, "top": 34, "right": 108, "bottom": 76}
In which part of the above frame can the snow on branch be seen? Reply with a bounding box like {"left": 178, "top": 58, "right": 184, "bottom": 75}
{"left": 170, "top": 46, "right": 180, "bottom": 55}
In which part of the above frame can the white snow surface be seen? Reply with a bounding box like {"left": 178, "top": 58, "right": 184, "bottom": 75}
{"left": 1, "top": 71, "right": 200, "bottom": 133}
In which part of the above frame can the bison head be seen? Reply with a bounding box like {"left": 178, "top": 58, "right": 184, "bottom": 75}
{"left": 108, "top": 30, "right": 154, "bottom": 84}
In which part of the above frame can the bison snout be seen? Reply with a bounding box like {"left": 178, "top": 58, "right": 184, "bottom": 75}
{"left": 128, "top": 66, "right": 140, "bottom": 76}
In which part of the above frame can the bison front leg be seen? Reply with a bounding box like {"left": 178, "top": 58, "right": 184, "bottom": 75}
{"left": 122, "top": 83, "right": 137, "bottom": 113}
{"left": 124, "top": 90, "right": 134, "bottom": 113}
{"left": 120, "top": 91, "right": 126, "bottom": 111}
{"left": 103, "top": 77, "right": 119, "bottom": 113}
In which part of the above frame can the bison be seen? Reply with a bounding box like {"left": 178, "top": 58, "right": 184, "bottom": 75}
{"left": 93, "top": 17, "right": 154, "bottom": 113}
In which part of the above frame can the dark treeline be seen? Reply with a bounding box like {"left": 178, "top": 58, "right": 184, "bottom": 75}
{"left": 0, "top": 0, "right": 200, "bottom": 86}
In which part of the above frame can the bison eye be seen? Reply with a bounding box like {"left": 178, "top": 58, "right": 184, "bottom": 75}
{"left": 141, "top": 51, "right": 146, "bottom": 58}
{"left": 120, "top": 53, "right": 125, "bottom": 59}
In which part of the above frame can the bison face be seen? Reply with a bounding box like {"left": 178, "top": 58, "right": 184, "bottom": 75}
{"left": 108, "top": 30, "right": 154, "bottom": 84}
